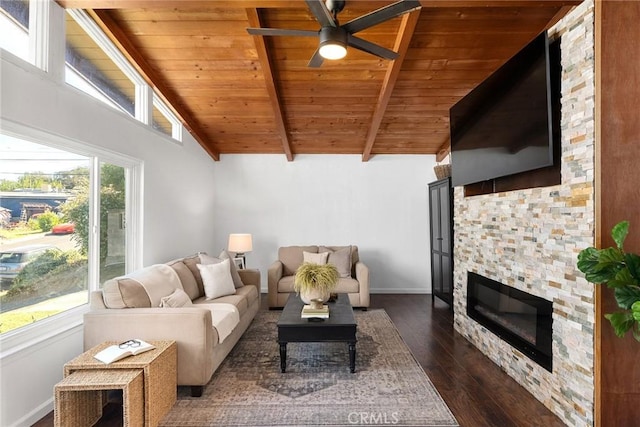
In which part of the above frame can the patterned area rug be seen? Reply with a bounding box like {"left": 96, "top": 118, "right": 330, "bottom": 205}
{"left": 160, "top": 309, "right": 458, "bottom": 427}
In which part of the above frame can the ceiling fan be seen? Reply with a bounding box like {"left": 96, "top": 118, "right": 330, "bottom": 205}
{"left": 247, "top": 0, "right": 422, "bottom": 67}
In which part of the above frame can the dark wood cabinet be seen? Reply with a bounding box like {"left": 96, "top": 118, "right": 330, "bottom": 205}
{"left": 429, "top": 177, "right": 453, "bottom": 308}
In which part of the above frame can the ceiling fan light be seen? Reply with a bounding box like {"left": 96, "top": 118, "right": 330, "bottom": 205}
{"left": 319, "top": 42, "right": 347, "bottom": 60}
{"left": 318, "top": 26, "right": 348, "bottom": 60}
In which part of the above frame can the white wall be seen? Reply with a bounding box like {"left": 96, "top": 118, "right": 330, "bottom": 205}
{"left": 211, "top": 154, "right": 438, "bottom": 293}
{"left": 0, "top": 54, "right": 217, "bottom": 426}
{"left": 1, "top": 34, "right": 439, "bottom": 427}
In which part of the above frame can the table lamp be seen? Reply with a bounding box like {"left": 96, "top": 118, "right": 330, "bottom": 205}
{"left": 228, "top": 233, "right": 252, "bottom": 268}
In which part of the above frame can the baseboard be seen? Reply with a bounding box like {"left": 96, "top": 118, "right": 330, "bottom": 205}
{"left": 13, "top": 397, "right": 53, "bottom": 427}
{"left": 370, "top": 289, "right": 430, "bottom": 294}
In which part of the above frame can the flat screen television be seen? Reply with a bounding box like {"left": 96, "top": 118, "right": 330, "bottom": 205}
{"left": 450, "top": 31, "right": 560, "bottom": 187}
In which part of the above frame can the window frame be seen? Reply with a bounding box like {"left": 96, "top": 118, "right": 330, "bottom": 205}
{"left": 65, "top": 9, "right": 183, "bottom": 142}
{"left": 0, "top": 118, "right": 143, "bottom": 355}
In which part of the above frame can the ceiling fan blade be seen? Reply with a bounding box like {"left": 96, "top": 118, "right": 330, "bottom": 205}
{"left": 307, "top": 48, "right": 325, "bottom": 68}
{"left": 247, "top": 28, "right": 318, "bottom": 37}
{"left": 305, "top": 0, "right": 336, "bottom": 27}
{"left": 342, "top": 0, "right": 421, "bottom": 34}
{"left": 348, "top": 35, "right": 398, "bottom": 60}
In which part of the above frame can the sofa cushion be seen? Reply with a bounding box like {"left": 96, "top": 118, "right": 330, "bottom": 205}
{"left": 182, "top": 254, "right": 205, "bottom": 297}
{"left": 102, "top": 264, "right": 183, "bottom": 308}
{"left": 103, "top": 278, "right": 152, "bottom": 308}
{"left": 207, "top": 294, "right": 249, "bottom": 316}
{"left": 303, "top": 250, "right": 329, "bottom": 265}
{"left": 198, "top": 259, "right": 236, "bottom": 300}
{"left": 319, "top": 246, "right": 352, "bottom": 278}
{"left": 208, "top": 303, "right": 240, "bottom": 344}
{"left": 219, "top": 250, "right": 244, "bottom": 288}
{"left": 277, "top": 275, "right": 358, "bottom": 294}
{"left": 279, "top": 246, "right": 318, "bottom": 276}
{"left": 234, "top": 283, "right": 259, "bottom": 306}
{"left": 334, "top": 277, "right": 360, "bottom": 293}
{"left": 167, "top": 260, "right": 200, "bottom": 300}
{"left": 277, "top": 275, "right": 296, "bottom": 293}
{"left": 159, "top": 288, "right": 193, "bottom": 308}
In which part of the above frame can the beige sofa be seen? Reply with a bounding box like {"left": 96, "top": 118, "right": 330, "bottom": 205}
{"left": 268, "top": 245, "right": 369, "bottom": 308}
{"left": 83, "top": 252, "right": 260, "bottom": 397}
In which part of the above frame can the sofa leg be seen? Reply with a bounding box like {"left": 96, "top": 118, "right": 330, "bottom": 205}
{"left": 191, "top": 386, "right": 204, "bottom": 397}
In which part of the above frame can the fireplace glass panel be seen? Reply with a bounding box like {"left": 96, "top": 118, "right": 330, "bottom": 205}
{"left": 467, "top": 272, "right": 553, "bottom": 372}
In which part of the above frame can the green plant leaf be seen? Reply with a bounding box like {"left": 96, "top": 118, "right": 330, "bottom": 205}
{"left": 597, "top": 247, "right": 625, "bottom": 264}
{"left": 614, "top": 286, "right": 640, "bottom": 309}
{"left": 607, "top": 268, "right": 635, "bottom": 288}
{"left": 577, "top": 247, "right": 626, "bottom": 284}
{"left": 604, "top": 312, "right": 635, "bottom": 338}
{"left": 625, "top": 253, "right": 640, "bottom": 284}
{"left": 577, "top": 247, "right": 599, "bottom": 274}
{"left": 612, "top": 220, "right": 630, "bottom": 250}
{"left": 587, "top": 265, "right": 622, "bottom": 285}
{"left": 632, "top": 301, "right": 640, "bottom": 322}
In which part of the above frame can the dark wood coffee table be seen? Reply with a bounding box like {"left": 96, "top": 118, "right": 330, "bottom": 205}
{"left": 277, "top": 293, "right": 357, "bottom": 373}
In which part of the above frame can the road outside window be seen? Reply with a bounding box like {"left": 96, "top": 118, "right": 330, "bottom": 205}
{"left": 0, "top": 137, "right": 127, "bottom": 334}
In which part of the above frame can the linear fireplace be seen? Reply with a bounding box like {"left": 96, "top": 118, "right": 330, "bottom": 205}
{"left": 467, "top": 272, "right": 553, "bottom": 372}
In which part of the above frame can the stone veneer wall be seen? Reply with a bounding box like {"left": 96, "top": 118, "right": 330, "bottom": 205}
{"left": 452, "top": 1, "right": 595, "bottom": 426}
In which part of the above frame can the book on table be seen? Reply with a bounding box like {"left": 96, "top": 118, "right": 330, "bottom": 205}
{"left": 301, "top": 304, "right": 329, "bottom": 318}
{"left": 94, "top": 339, "right": 155, "bottom": 364}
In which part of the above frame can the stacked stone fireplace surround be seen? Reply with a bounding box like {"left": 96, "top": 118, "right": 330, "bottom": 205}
{"left": 452, "top": 2, "right": 595, "bottom": 426}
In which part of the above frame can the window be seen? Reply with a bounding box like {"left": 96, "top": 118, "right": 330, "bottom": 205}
{"left": 152, "top": 103, "right": 173, "bottom": 137}
{"left": 0, "top": 0, "right": 29, "bottom": 62}
{"left": 153, "top": 94, "right": 182, "bottom": 139}
{"left": 0, "top": 132, "right": 137, "bottom": 335}
{"left": 65, "top": 10, "right": 135, "bottom": 116}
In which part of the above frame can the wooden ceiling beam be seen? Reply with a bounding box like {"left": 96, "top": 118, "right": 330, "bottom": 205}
{"left": 57, "top": 1, "right": 582, "bottom": 9}
{"left": 246, "top": 8, "right": 293, "bottom": 161}
{"left": 89, "top": 9, "right": 220, "bottom": 161}
{"left": 435, "top": 138, "right": 451, "bottom": 162}
{"left": 362, "top": 9, "right": 421, "bottom": 162}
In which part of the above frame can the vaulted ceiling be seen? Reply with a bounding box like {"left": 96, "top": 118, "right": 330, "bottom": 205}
{"left": 57, "top": 0, "right": 581, "bottom": 162}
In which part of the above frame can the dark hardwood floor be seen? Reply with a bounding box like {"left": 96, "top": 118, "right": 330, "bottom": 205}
{"left": 34, "top": 294, "right": 564, "bottom": 427}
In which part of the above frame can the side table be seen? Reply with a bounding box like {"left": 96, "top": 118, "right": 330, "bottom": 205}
{"left": 62, "top": 340, "right": 177, "bottom": 427}
{"left": 55, "top": 369, "right": 143, "bottom": 426}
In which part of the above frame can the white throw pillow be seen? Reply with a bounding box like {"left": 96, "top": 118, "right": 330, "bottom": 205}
{"left": 303, "top": 251, "right": 329, "bottom": 265}
{"left": 159, "top": 288, "right": 193, "bottom": 308}
{"left": 197, "top": 259, "right": 236, "bottom": 300}
{"left": 219, "top": 250, "right": 244, "bottom": 288}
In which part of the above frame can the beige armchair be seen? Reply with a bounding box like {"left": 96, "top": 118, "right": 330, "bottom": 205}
{"left": 268, "top": 245, "right": 369, "bottom": 309}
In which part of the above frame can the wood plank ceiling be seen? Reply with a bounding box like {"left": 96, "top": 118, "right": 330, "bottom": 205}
{"left": 57, "top": 1, "right": 581, "bottom": 162}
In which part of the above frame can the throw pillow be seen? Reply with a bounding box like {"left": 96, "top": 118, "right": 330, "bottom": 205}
{"left": 197, "top": 258, "right": 236, "bottom": 300}
{"left": 199, "top": 252, "right": 223, "bottom": 265}
{"left": 166, "top": 260, "right": 200, "bottom": 300}
{"left": 303, "top": 250, "right": 329, "bottom": 265}
{"left": 320, "top": 246, "right": 352, "bottom": 278}
{"left": 159, "top": 288, "right": 193, "bottom": 308}
{"left": 218, "top": 250, "right": 244, "bottom": 288}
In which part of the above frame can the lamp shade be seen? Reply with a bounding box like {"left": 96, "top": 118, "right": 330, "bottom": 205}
{"left": 228, "top": 233, "right": 253, "bottom": 254}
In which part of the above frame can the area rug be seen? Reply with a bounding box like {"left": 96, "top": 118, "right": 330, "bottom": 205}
{"left": 160, "top": 309, "right": 458, "bottom": 427}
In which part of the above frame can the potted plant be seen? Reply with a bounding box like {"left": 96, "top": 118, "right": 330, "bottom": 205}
{"left": 577, "top": 220, "right": 640, "bottom": 340}
{"left": 294, "top": 262, "right": 339, "bottom": 304}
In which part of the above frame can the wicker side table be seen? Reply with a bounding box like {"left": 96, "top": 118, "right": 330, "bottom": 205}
{"left": 54, "top": 369, "right": 143, "bottom": 427}
{"left": 63, "top": 340, "right": 177, "bottom": 427}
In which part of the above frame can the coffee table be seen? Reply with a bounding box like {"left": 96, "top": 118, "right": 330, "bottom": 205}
{"left": 277, "top": 293, "right": 357, "bottom": 373}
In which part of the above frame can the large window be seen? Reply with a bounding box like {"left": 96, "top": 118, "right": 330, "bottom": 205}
{"left": 2, "top": 2, "right": 184, "bottom": 143}
{"left": 65, "top": 10, "right": 135, "bottom": 116}
{"left": 0, "top": 0, "right": 29, "bottom": 62}
{"left": 0, "top": 134, "right": 133, "bottom": 335}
